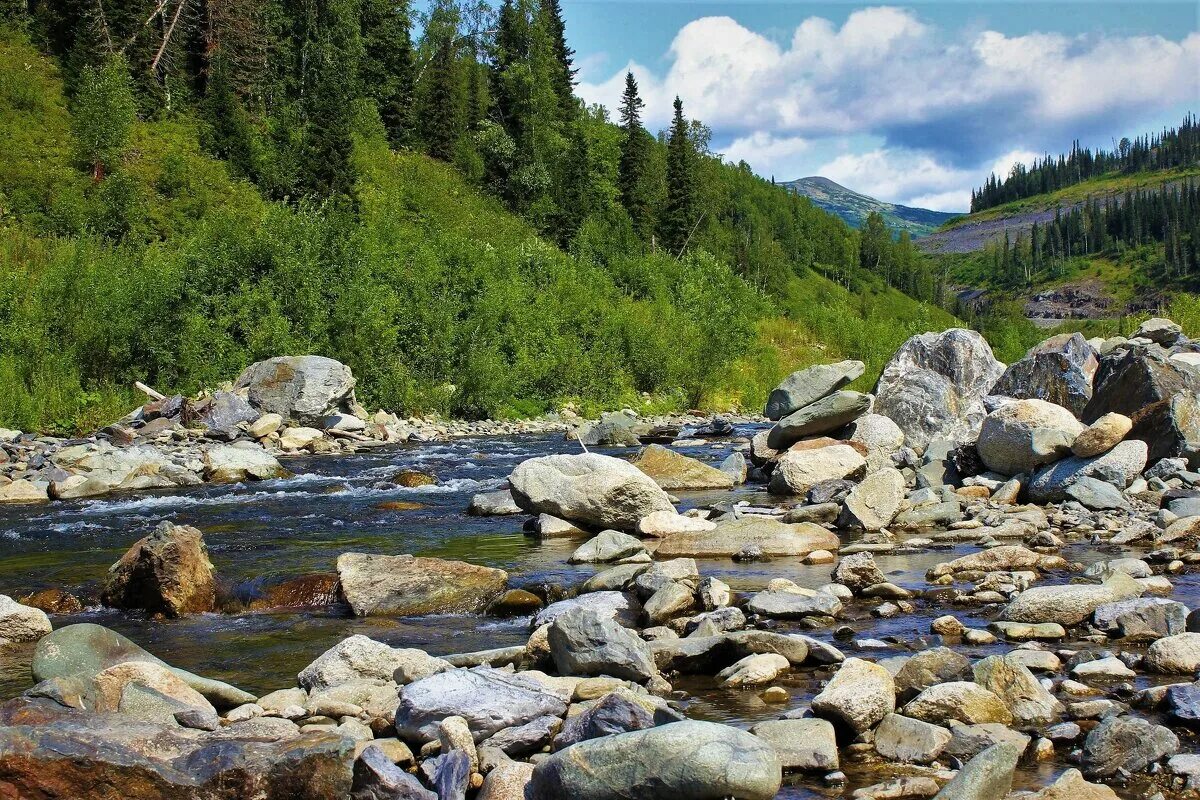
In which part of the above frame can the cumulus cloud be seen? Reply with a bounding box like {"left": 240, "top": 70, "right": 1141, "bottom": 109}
{"left": 577, "top": 7, "right": 1200, "bottom": 207}
{"left": 817, "top": 148, "right": 974, "bottom": 212}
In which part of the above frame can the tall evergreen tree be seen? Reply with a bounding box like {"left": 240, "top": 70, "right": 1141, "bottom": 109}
{"left": 300, "top": 0, "right": 365, "bottom": 196}
{"left": 360, "top": 0, "right": 415, "bottom": 146}
{"left": 537, "top": 0, "right": 575, "bottom": 120}
{"left": 661, "top": 95, "right": 697, "bottom": 255}
{"left": 617, "top": 71, "right": 653, "bottom": 241}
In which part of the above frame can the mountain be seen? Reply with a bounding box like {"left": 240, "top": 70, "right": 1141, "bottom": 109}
{"left": 782, "top": 176, "right": 963, "bottom": 238}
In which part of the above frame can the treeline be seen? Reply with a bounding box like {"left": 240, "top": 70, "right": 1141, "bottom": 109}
{"left": 981, "top": 182, "right": 1200, "bottom": 286}
{"left": 856, "top": 211, "right": 943, "bottom": 304}
{"left": 971, "top": 114, "right": 1200, "bottom": 212}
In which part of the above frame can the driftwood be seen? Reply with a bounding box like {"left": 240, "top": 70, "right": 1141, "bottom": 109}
{"left": 134, "top": 381, "right": 166, "bottom": 401}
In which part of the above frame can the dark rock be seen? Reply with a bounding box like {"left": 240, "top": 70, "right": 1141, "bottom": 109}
{"left": 1081, "top": 715, "right": 1179, "bottom": 778}
{"left": 101, "top": 521, "right": 216, "bottom": 617}
{"left": 1167, "top": 683, "right": 1200, "bottom": 727}
{"left": 479, "top": 715, "right": 561, "bottom": 757}
{"left": 807, "top": 479, "right": 855, "bottom": 505}
{"left": 552, "top": 692, "right": 658, "bottom": 750}
{"left": 352, "top": 744, "right": 436, "bottom": 800}
{"left": 195, "top": 391, "right": 259, "bottom": 440}
{"left": 548, "top": 608, "right": 656, "bottom": 682}
{"left": 421, "top": 749, "right": 470, "bottom": 800}
{"left": 991, "top": 333, "right": 1098, "bottom": 417}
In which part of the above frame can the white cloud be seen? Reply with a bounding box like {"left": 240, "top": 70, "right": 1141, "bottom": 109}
{"left": 577, "top": 8, "right": 1200, "bottom": 205}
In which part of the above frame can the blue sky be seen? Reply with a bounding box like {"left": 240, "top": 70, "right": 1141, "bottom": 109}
{"left": 565, "top": 1, "right": 1200, "bottom": 210}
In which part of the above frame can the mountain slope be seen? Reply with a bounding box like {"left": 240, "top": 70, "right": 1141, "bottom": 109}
{"left": 782, "top": 176, "right": 962, "bottom": 238}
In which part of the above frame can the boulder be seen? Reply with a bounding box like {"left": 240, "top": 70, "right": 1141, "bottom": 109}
{"left": 1092, "top": 598, "right": 1187, "bottom": 640}
{"left": 569, "top": 530, "right": 646, "bottom": 564}
{"left": 575, "top": 412, "right": 641, "bottom": 447}
{"left": 839, "top": 468, "right": 905, "bottom": 531}
{"left": 298, "top": 635, "right": 450, "bottom": 690}
{"left": 202, "top": 444, "right": 289, "bottom": 483}
{"left": 547, "top": 608, "right": 656, "bottom": 682}
{"left": 833, "top": 551, "right": 887, "bottom": 594}
{"left": 1082, "top": 345, "right": 1200, "bottom": 462}
{"left": 629, "top": 445, "right": 733, "bottom": 490}
{"left": 101, "top": 522, "right": 216, "bottom": 617}
{"left": 874, "top": 713, "right": 951, "bottom": 764}
{"left": 194, "top": 391, "right": 259, "bottom": 440}
{"left": 845, "top": 413, "right": 906, "bottom": 472}
{"left": 1072, "top": 413, "right": 1133, "bottom": 458}
{"left": 991, "top": 333, "right": 1099, "bottom": 417}
{"left": 0, "top": 595, "right": 52, "bottom": 644}
{"left": 1065, "top": 477, "right": 1129, "bottom": 510}
{"left": 811, "top": 657, "right": 895, "bottom": 733}
{"left": 765, "top": 360, "right": 865, "bottom": 421}
{"left": 635, "top": 511, "right": 715, "bottom": 538}
{"left": 335, "top": 553, "right": 507, "bottom": 617}
{"left": 468, "top": 490, "right": 522, "bottom": 516}
{"left": 551, "top": 692, "right": 660, "bottom": 751}
{"left": 1026, "top": 439, "right": 1148, "bottom": 502}
{"left": 652, "top": 517, "right": 838, "bottom": 559}
{"left": 927, "top": 544, "right": 1061, "bottom": 579}
{"left": 0, "top": 704, "right": 354, "bottom": 800}
{"left": 750, "top": 718, "right": 838, "bottom": 771}
{"left": 770, "top": 444, "right": 866, "bottom": 496}
{"left": 477, "top": 761, "right": 534, "bottom": 800}
{"left": 247, "top": 413, "right": 283, "bottom": 439}
{"left": 352, "top": 745, "right": 435, "bottom": 800}
{"left": 977, "top": 399, "right": 1085, "bottom": 476}
{"left": 767, "top": 391, "right": 872, "bottom": 449}
{"left": 1146, "top": 632, "right": 1200, "bottom": 673}
{"left": 92, "top": 661, "right": 215, "bottom": 716}
{"left": 746, "top": 590, "right": 841, "bottom": 620}
{"left": 718, "top": 452, "right": 748, "bottom": 484}
{"left": 894, "top": 648, "right": 972, "bottom": 699}
{"left": 932, "top": 740, "right": 1024, "bottom": 800}
{"left": 1082, "top": 715, "right": 1179, "bottom": 778}
{"left": 1031, "top": 769, "right": 1120, "bottom": 800}
{"left": 278, "top": 427, "right": 324, "bottom": 451}
{"left": 972, "top": 654, "right": 1062, "bottom": 726}
{"left": 32, "top": 624, "right": 254, "bottom": 710}
{"left": 1001, "top": 573, "right": 1143, "bottom": 626}
{"left": 394, "top": 667, "right": 569, "bottom": 744}
{"left": 527, "top": 720, "right": 781, "bottom": 800}
{"left": 0, "top": 479, "right": 48, "bottom": 504}
{"left": 716, "top": 653, "right": 789, "bottom": 687}
{"left": 235, "top": 356, "right": 356, "bottom": 425}
{"left": 873, "top": 328, "right": 1005, "bottom": 452}
{"left": 508, "top": 453, "right": 675, "bottom": 532}
{"left": 903, "top": 682, "right": 1014, "bottom": 726}
{"left": 50, "top": 443, "right": 201, "bottom": 497}
{"left": 533, "top": 592, "right": 641, "bottom": 629}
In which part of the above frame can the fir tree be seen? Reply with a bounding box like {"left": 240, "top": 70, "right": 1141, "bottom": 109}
{"left": 661, "top": 95, "right": 697, "bottom": 255}
{"left": 617, "top": 71, "right": 652, "bottom": 241}
{"left": 360, "top": 0, "right": 415, "bottom": 146}
{"left": 537, "top": 0, "right": 575, "bottom": 120}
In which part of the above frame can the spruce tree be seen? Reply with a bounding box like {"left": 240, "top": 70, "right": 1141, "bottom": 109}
{"left": 617, "top": 71, "right": 652, "bottom": 241}
{"left": 537, "top": 0, "right": 576, "bottom": 120}
{"left": 661, "top": 95, "right": 697, "bottom": 255}
{"left": 360, "top": 0, "right": 415, "bottom": 146}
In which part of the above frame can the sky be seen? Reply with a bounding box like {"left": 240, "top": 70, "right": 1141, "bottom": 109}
{"left": 565, "top": 1, "right": 1200, "bottom": 212}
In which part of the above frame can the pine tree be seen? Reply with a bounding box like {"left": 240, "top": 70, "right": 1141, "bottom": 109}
{"left": 661, "top": 95, "right": 697, "bottom": 255}
{"left": 537, "top": 0, "right": 576, "bottom": 120}
{"left": 360, "top": 0, "right": 415, "bottom": 146}
{"left": 300, "top": 0, "right": 365, "bottom": 196}
{"left": 617, "top": 71, "right": 653, "bottom": 241}
{"left": 417, "top": 2, "right": 465, "bottom": 162}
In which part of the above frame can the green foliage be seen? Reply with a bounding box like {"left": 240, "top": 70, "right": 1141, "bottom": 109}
{"left": 660, "top": 96, "right": 696, "bottom": 256}
{"left": 71, "top": 55, "right": 136, "bottom": 181}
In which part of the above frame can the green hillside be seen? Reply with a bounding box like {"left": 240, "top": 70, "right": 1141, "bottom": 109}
{"left": 782, "top": 176, "right": 961, "bottom": 238}
{"left": 0, "top": 23, "right": 956, "bottom": 433}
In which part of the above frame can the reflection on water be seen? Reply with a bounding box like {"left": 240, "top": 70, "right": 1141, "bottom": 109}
{"left": 0, "top": 430, "right": 1192, "bottom": 799}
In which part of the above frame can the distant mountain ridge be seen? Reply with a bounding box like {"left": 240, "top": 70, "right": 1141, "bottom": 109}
{"left": 782, "top": 176, "right": 962, "bottom": 238}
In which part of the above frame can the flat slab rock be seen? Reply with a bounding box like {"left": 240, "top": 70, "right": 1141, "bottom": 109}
{"left": 652, "top": 517, "right": 838, "bottom": 559}
{"left": 335, "top": 553, "right": 507, "bottom": 616}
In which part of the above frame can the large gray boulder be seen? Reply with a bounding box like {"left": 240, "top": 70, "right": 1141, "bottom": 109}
{"left": 1026, "top": 439, "right": 1148, "bottom": 502}
{"left": 932, "top": 740, "right": 1025, "bottom": 800}
{"left": 394, "top": 667, "right": 569, "bottom": 744}
{"left": 1001, "top": 573, "right": 1143, "bottom": 626}
{"left": 873, "top": 328, "right": 1005, "bottom": 452}
{"left": 508, "top": 453, "right": 675, "bottom": 532}
{"left": 335, "top": 553, "right": 507, "bottom": 617}
{"left": 769, "top": 444, "right": 866, "bottom": 496}
{"left": 991, "top": 333, "right": 1099, "bottom": 417}
{"left": 547, "top": 608, "right": 656, "bottom": 682}
{"left": 235, "top": 356, "right": 356, "bottom": 425}
{"left": 976, "top": 399, "right": 1086, "bottom": 476}
{"left": 766, "top": 391, "right": 872, "bottom": 450}
{"left": 765, "top": 360, "right": 865, "bottom": 421}
{"left": 1082, "top": 715, "right": 1179, "bottom": 778}
{"left": 527, "top": 720, "right": 781, "bottom": 800}
{"left": 750, "top": 718, "right": 838, "bottom": 771}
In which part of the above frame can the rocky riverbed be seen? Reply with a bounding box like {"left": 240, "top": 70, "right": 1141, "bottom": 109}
{"left": 2, "top": 319, "right": 1200, "bottom": 799}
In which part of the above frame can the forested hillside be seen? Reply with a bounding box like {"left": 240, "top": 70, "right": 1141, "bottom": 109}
{"left": 0, "top": 2, "right": 955, "bottom": 433}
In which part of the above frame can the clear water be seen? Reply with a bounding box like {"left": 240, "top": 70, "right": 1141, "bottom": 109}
{"left": 0, "top": 430, "right": 1189, "bottom": 798}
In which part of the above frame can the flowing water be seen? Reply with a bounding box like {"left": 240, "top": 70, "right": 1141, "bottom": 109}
{"left": 0, "top": 430, "right": 1193, "bottom": 797}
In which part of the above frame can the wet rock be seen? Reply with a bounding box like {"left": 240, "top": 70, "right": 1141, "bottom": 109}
{"left": 1073, "top": 413, "right": 1133, "bottom": 458}
{"left": 299, "top": 635, "right": 449, "bottom": 690}
{"left": 0, "top": 707, "right": 355, "bottom": 800}
{"left": 468, "top": 490, "right": 522, "bottom": 516}
{"left": 765, "top": 361, "right": 865, "bottom": 421}
{"left": 750, "top": 718, "right": 838, "bottom": 771}
{"left": 1000, "top": 573, "right": 1143, "bottom": 626}
{"left": 552, "top": 692, "right": 658, "bottom": 750}
{"left": 533, "top": 592, "right": 641, "bottom": 629}
{"left": 569, "top": 530, "right": 646, "bottom": 564}
{"left": 977, "top": 399, "right": 1085, "bottom": 477}
{"left": 335, "top": 553, "right": 507, "bottom": 617}
{"left": 249, "top": 573, "right": 341, "bottom": 611}
{"left": 992, "top": 333, "right": 1098, "bottom": 417}
{"left": 839, "top": 467, "right": 905, "bottom": 531}
{"left": 1145, "top": 632, "right": 1200, "bottom": 673}
{"left": 392, "top": 469, "right": 436, "bottom": 488}
{"left": 832, "top": 552, "right": 887, "bottom": 594}
{"left": 874, "top": 712, "right": 951, "bottom": 764}
{"left": 0, "top": 594, "right": 52, "bottom": 644}
{"left": 101, "top": 522, "right": 216, "bottom": 617}
{"left": 630, "top": 445, "right": 733, "bottom": 490}
{"left": 893, "top": 501, "right": 964, "bottom": 528}
{"left": 767, "top": 392, "right": 872, "bottom": 450}
{"left": 972, "top": 654, "right": 1062, "bottom": 726}
{"left": 1165, "top": 683, "right": 1200, "bottom": 726}
{"left": 548, "top": 608, "right": 656, "bottom": 682}
{"left": 394, "top": 667, "right": 568, "bottom": 744}
{"left": 508, "top": 453, "right": 675, "bottom": 532}
{"left": 653, "top": 516, "right": 838, "bottom": 559}
{"left": 1030, "top": 768, "right": 1119, "bottom": 800}
{"left": 812, "top": 657, "right": 896, "bottom": 734}
{"left": 746, "top": 589, "right": 841, "bottom": 620}
{"left": 17, "top": 588, "right": 82, "bottom": 615}
{"left": 770, "top": 444, "right": 867, "bottom": 496}
{"left": 235, "top": 356, "right": 355, "bottom": 425}
{"left": 894, "top": 647, "right": 972, "bottom": 699}
{"left": 528, "top": 720, "right": 781, "bottom": 800}
{"left": 203, "top": 443, "right": 289, "bottom": 483}
{"left": 928, "top": 545, "right": 1061, "bottom": 578}
{"left": 903, "top": 682, "right": 1013, "bottom": 726}
{"left": 352, "top": 744, "right": 436, "bottom": 799}
{"left": 873, "top": 328, "right": 1005, "bottom": 453}
{"left": 32, "top": 624, "right": 254, "bottom": 710}
{"left": 1081, "top": 715, "right": 1179, "bottom": 778}
{"left": 932, "top": 740, "right": 1024, "bottom": 800}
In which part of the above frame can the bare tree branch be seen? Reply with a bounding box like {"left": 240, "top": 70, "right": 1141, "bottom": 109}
{"left": 150, "top": 0, "right": 188, "bottom": 78}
